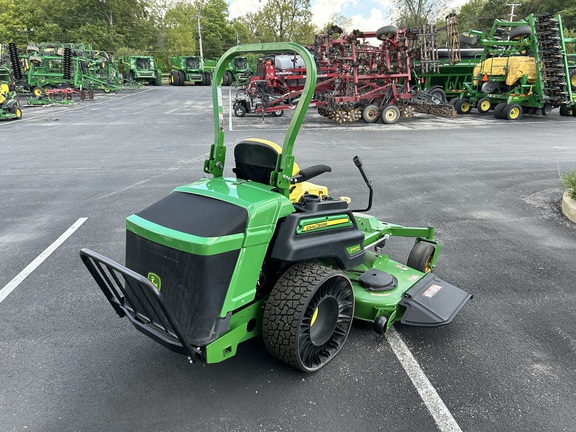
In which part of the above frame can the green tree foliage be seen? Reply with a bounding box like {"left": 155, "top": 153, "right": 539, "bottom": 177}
{"left": 229, "top": 18, "right": 253, "bottom": 45}
{"left": 194, "top": 0, "right": 237, "bottom": 59}
{"left": 163, "top": 1, "right": 198, "bottom": 56}
{"left": 0, "top": 0, "right": 159, "bottom": 51}
{"left": 394, "top": 0, "right": 449, "bottom": 28}
{"left": 456, "top": 0, "right": 576, "bottom": 34}
{"left": 239, "top": 0, "right": 317, "bottom": 44}
{"left": 324, "top": 13, "right": 353, "bottom": 34}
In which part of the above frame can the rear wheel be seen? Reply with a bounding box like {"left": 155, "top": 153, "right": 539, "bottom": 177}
{"left": 202, "top": 72, "right": 211, "bottom": 86}
{"left": 493, "top": 102, "right": 506, "bottom": 119}
{"left": 476, "top": 97, "right": 492, "bottom": 113}
{"left": 263, "top": 262, "right": 354, "bottom": 372}
{"left": 381, "top": 105, "right": 400, "bottom": 124}
{"left": 10, "top": 105, "right": 22, "bottom": 120}
{"left": 559, "top": 105, "right": 572, "bottom": 116}
{"left": 427, "top": 88, "right": 446, "bottom": 104}
{"left": 407, "top": 242, "right": 436, "bottom": 273}
{"left": 454, "top": 98, "right": 471, "bottom": 114}
{"left": 225, "top": 71, "right": 233, "bottom": 86}
{"left": 362, "top": 104, "right": 380, "bottom": 123}
{"left": 503, "top": 103, "right": 522, "bottom": 120}
{"left": 169, "top": 71, "right": 179, "bottom": 86}
{"left": 233, "top": 103, "right": 246, "bottom": 117}
{"left": 270, "top": 110, "right": 284, "bottom": 117}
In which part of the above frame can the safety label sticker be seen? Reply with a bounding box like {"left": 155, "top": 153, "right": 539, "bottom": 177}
{"left": 422, "top": 284, "right": 442, "bottom": 298}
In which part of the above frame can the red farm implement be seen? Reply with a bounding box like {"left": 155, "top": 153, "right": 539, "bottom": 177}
{"left": 233, "top": 26, "right": 455, "bottom": 124}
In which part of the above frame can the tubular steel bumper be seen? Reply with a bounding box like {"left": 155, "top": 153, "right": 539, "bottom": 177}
{"left": 79, "top": 248, "right": 204, "bottom": 362}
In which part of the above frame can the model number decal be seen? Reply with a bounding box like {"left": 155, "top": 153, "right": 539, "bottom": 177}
{"left": 422, "top": 284, "right": 442, "bottom": 298}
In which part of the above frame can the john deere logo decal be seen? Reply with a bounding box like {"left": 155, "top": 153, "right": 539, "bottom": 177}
{"left": 298, "top": 216, "right": 353, "bottom": 234}
{"left": 147, "top": 272, "right": 161, "bottom": 291}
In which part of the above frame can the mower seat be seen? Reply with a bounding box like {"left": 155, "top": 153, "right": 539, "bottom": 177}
{"left": 234, "top": 138, "right": 279, "bottom": 185}
{"left": 233, "top": 138, "right": 329, "bottom": 203}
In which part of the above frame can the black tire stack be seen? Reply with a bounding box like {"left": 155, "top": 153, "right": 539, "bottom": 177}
{"left": 536, "top": 14, "right": 569, "bottom": 108}
{"left": 8, "top": 43, "right": 23, "bottom": 80}
{"left": 63, "top": 47, "right": 72, "bottom": 80}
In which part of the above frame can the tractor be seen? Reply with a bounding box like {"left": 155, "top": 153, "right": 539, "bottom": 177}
{"left": 80, "top": 42, "right": 471, "bottom": 372}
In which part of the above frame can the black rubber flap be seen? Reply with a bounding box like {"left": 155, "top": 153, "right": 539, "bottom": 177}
{"left": 399, "top": 273, "right": 472, "bottom": 327}
{"left": 359, "top": 269, "right": 398, "bottom": 291}
{"left": 136, "top": 191, "right": 248, "bottom": 237}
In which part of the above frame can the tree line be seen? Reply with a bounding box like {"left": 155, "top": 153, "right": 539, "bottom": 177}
{"left": 1, "top": 0, "right": 574, "bottom": 67}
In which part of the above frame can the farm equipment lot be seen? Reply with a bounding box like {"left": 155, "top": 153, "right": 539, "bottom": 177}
{"left": 1, "top": 85, "right": 576, "bottom": 431}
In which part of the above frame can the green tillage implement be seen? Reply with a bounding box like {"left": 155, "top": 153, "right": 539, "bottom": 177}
{"left": 80, "top": 42, "right": 471, "bottom": 372}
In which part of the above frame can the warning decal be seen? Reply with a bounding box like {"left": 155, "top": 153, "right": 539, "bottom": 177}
{"left": 422, "top": 284, "right": 442, "bottom": 298}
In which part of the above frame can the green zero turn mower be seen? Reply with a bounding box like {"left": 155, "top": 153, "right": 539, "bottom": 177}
{"left": 80, "top": 43, "right": 471, "bottom": 372}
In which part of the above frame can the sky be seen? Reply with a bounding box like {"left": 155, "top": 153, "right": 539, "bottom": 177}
{"left": 227, "top": 0, "right": 470, "bottom": 32}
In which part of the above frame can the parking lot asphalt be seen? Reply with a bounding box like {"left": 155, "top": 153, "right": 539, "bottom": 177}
{"left": 1, "top": 86, "right": 576, "bottom": 432}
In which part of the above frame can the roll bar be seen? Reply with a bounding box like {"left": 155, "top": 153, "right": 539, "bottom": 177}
{"left": 203, "top": 43, "right": 317, "bottom": 198}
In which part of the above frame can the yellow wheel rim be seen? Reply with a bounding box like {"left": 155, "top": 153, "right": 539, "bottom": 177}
{"left": 509, "top": 107, "right": 520, "bottom": 119}
{"left": 571, "top": 74, "right": 576, "bottom": 87}
{"left": 310, "top": 307, "right": 319, "bottom": 327}
{"left": 462, "top": 102, "right": 470, "bottom": 112}
{"left": 480, "top": 100, "right": 490, "bottom": 111}
{"left": 425, "top": 256, "right": 433, "bottom": 272}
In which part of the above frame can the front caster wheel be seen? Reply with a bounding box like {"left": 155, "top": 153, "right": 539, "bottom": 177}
{"left": 373, "top": 316, "right": 388, "bottom": 334}
{"left": 263, "top": 262, "right": 354, "bottom": 372}
{"left": 407, "top": 242, "right": 436, "bottom": 273}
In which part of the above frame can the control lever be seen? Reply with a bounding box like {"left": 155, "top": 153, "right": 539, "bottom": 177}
{"left": 352, "top": 155, "right": 373, "bottom": 212}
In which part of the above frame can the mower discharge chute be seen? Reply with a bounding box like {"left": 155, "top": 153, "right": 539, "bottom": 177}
{"left": 80, "top": 42, "right": 471, "bottom": 372}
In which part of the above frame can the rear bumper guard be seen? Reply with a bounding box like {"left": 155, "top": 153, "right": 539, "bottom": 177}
{"left": 399, "top": 272, "right": 472, "bottom": 327}
{"left": 79, "top": 248, "right": 204, "bottom": 362}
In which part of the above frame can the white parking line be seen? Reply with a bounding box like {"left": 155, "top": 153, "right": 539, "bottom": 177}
{"left": 386, "top": 327, "right": 463, "bottom": 432}
{"left": 0, "top": 217, "right": 88, "bottom": 304}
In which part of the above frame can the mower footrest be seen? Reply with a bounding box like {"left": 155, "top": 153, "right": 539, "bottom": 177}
{"left": 399, "top": 273, "right": 472, "bottom": 327}
{"left": 79, "top": 248, "right": 203, "bottom": 362}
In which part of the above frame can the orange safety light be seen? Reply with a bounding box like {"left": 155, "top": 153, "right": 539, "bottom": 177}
{"left": 482, "top": 73, "right": 489, "bottom": 82}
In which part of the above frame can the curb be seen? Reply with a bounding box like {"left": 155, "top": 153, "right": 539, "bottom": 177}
{"left": 561, "top": 191, "right": 576, "bottom": 223}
